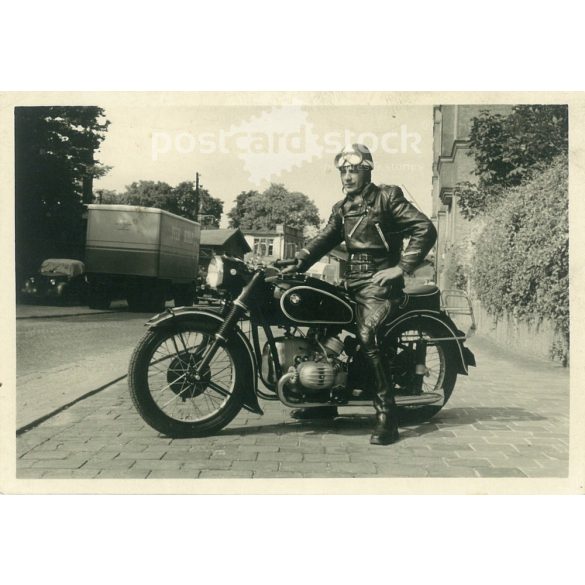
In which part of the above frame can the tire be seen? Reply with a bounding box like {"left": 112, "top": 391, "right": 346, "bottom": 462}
{"left": 173, "top": 284, "right": 193, "bottom": 307}
{"left": 88, "top": 285, "right": 111, "bottom": 310}
{"left": 127, "top": 285, "right": 165, "bottom": 313}
{"left": 384, "top": 320, "right": 458, "bottom": 424}
{"left": 146, "top": 286, "right": 166, "bottom": 313}
{"left": 128, "top": 319, "right": 248, "bottom": 437}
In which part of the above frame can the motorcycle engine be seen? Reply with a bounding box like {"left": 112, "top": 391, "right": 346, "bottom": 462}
{"left": 263, "top": 334, "right": 347, "bottom": 397}
{"left": 295, "top": 360, "right": 336, "bottom": 390}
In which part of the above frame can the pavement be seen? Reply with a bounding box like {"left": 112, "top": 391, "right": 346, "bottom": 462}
{"left": 16, "top": 301, "right": 147, "bottom": 430}
{"left": 16, "top": 300, "right": 128, "bottom": 320}
{"left": 15, "top": 333, "right": 570, "bottom": 480}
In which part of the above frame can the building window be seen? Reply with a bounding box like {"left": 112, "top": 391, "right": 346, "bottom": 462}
{"left": 254, "top": 237, "right": 274, "bottom": 257}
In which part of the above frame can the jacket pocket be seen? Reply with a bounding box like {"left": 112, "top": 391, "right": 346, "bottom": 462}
{"left": 374, "top": 222, "right": 390, "bottom": 252}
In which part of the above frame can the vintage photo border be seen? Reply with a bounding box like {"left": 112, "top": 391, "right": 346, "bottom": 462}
{"left": 1, "top": 90, "right": 583, "bottom": 494}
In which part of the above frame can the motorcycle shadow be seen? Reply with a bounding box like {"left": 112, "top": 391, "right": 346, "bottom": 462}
{"left": 219, "top": 413, "right": 375, "bottom": 438}
{"left": 221, "top": 406, "right": 547, "bottom": 439}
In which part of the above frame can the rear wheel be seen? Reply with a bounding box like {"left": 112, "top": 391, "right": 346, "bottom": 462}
{"left": 88, "top": 284, "right": 111, "bottom": 310}
{"left": 128, "top": 319, "right": 248, "bottom": 437}
{"left": 173, "top": 284, "right": 193, "bottom": 307}
{"left": 127, "top": 284, "right": 166, "bottom": 313}
{"left": 384, "top": 320, "right": 458, "bottom": 423}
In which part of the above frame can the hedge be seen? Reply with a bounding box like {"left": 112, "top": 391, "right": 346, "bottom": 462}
{"left": 471, "top": 155, "right": 569, "bottom": 363}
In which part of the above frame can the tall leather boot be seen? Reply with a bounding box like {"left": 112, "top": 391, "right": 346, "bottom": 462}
{"left": 367, "top": 351, "right": 400, "bottom": 445}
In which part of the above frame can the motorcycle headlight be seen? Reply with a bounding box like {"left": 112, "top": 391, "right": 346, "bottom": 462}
{"left": 206, "top": 256, "right": 224, "bottom": 289}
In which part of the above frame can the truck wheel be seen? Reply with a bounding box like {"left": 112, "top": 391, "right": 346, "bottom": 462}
{"left": 126, "top": 290, "right": 142, "bottom": 312}
{"left": 146, "top": 285, "right": 166, "bottom": 312}
{"left": 173, "top": 285, "right": 193, "bottom": 307}
{"left": 88, "top": 286, "right": 111, "bottom": 310}
{"left": 128, "top": 286, "right": 165, "bottom": 313}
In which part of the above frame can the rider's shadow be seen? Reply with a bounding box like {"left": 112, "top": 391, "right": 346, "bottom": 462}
{"left": 221, "top": 406, "right": 548, "bottom": 438}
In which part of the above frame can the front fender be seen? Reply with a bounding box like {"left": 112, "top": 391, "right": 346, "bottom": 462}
{"left": 146, "top": 307, "right": 263, "bottom": 415}
{"left": 382, "top": 310, "right": 476, "bottom": 375}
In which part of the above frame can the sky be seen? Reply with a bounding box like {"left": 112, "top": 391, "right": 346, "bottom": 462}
{"left": 94, "top": 104, "right": 434, "bottom": 227}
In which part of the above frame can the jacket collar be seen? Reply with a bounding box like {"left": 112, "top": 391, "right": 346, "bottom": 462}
{"left": 343, "top": 182, "right": 377, "bottom": 204}
{"left": 362, "top": 182, "right": 379, "bottom": 206}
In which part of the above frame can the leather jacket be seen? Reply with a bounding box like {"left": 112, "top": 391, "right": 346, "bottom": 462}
{"left": 301, "top": 183, "right": 437, "bottom": 275}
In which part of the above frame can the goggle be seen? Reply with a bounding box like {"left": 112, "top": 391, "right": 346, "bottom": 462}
{"left": 334, "top": 151, "right": 374, "bottom": 170}
{"left": 338, "top": 164, "right": 370, "bottom": 173}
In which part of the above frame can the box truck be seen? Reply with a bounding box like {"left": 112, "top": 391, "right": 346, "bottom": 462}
{"left": 85, "top": 204, "right": 201, "bottom": 312}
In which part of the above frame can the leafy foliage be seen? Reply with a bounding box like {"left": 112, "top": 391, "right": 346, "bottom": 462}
{"left": 448, "top": 105, "right": 570, "bottom": 362}
{"left": 455, "top": 181, "right": 503, "bottom": 220}
{"left": 15, "top": 106, "right": 110, "bottom": 283}
{"left": 227, "top": 183, "right": 320, "bottom": 231}
{"left": 457, "top": 105, "right": 568, "bottom": 219}
{"left": 471, "top": 156, "right": 569, "bottom": 362}
{"left": 104, "top": 180, "right": 223, "bottom": 226}
{"left": 469, "top": 105, "right": 568, "bottom": 187}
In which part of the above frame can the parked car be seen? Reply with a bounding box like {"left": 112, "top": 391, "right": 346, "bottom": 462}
{"left": 20, "top": 258, "right": 87, "bottom": 305}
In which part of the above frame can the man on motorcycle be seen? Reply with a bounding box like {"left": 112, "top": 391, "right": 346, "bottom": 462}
{"left": 284, "top": 144, "right": 437, "bottom": 445}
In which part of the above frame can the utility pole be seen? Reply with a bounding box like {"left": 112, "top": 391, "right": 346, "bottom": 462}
{"left": 194, "top": 172, "right": 200, "bottom": 223}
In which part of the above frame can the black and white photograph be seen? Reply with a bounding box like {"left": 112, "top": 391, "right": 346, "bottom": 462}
{"left": 0, "top": 92, "right": 581, "bottom": 492}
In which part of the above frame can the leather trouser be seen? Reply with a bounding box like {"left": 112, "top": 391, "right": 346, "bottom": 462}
{"left": 346, "top": 256, "right": 402, "bottom": 416}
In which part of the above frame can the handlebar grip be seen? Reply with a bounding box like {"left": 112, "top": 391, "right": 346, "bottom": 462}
{"left": 274, "top": 258, "right": 298, "bottom": 268}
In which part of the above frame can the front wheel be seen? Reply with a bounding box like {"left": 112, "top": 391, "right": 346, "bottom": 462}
{"left": 128, "top": 319, "right": 248, "bottom": 437}
{"left": 384, "top": 321, "right": 458, "bottom": 424}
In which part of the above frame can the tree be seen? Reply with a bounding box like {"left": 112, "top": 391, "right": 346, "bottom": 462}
{"left": 15, "top": 106, "right": 110, "bottom": 283}
{"left": 172, "top": 181, "right": 223, "bottom": 226}
{"left": 227, "top": 183, "right": 320, "bottom": 231}
{"left": 458, "top": 105, "right": 568, "bottom": 218}
{"left": 117, "top": 180, "right": 175, "bottom": 208}
{"left": 456, "top": 105, "right": 570, "bottom": 363}
{"left": 227, "top": 190, "right": 260, "bottom": 228}
{"left": 94, "top": 189, "right": 119, "bottom": 204}
{"left": 111, "top": 180, "right": 223, "bottom": 226}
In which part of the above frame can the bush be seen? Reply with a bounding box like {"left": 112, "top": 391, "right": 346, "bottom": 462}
{"left": 471, "top": 155, "right": 569, "bottom": 363}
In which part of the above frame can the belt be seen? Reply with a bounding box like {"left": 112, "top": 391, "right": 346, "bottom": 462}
{"left": 349, "top": 252, "right": 381, "bottom": 262}
{"left": 347, "top": 253, "right": 379, "bottom": 274}
{"left": 346, "top": 252, "right": 391, "bottom": 275}
{"left": 346, "top": 264, "right": 376, "bottom": 274}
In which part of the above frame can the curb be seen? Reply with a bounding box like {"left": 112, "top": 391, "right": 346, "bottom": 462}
{"left": 16, "top": 373, "right": 128, "bottom": 436}
{"left": 16, "top": 310, "right": 117, "bottom": 320}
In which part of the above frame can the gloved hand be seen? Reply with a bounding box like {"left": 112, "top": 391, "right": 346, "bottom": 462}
{"left": 372, "top": 266, "right": 404, "bottom": 286}
{"left": 281, "top": 258, "right": 304, "bottom": 274}
{"left": 281, "top": 249, "right": 310, "bottom": 274}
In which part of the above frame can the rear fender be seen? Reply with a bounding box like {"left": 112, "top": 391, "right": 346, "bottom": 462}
{"left": 146, "top": 307, "right": 263, "bottom": 415}
{"left": 381, "top": 310, "right": 475, "bottom": 375}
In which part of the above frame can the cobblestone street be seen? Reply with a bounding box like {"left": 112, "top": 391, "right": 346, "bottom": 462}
{"left": 16, "top": 335, "right": 570, "bottom": 480}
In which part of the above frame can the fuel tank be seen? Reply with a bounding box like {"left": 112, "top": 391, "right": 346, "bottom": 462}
{"left": 265, "top": 275, "right": 354, "bottom": 325}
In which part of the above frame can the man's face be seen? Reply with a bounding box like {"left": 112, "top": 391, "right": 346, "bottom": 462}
{"left": 339, "top": 165, "right": 370, "bottom": 195}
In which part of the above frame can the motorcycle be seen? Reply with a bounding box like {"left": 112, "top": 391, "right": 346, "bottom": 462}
{"left": 128, "top": 255, "right": 476, "bottom": 437}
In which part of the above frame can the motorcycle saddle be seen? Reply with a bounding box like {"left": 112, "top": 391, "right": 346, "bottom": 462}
{"left": 399, "top": 285, "right": 441, "bottom": 312}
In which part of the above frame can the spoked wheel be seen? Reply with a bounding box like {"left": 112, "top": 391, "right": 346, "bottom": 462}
{"left": 385, "top": 321, "right": 458, "bottom": 423}
{"left": 128, "top": 320, "right": 247, "bottom": 437}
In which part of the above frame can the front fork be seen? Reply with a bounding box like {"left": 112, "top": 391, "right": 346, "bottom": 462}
{"left": 193, "top": 272, "right": 263, "bottom": 379}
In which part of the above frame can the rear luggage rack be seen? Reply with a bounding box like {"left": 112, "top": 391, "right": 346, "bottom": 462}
{"left": 440, "top": 289, "right": 477, "bottom": 338}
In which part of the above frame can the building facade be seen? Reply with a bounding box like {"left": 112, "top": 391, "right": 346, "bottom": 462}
{"left": 432, "top": 105, "right": 513, "bottom": 290}
{"left": 199, "top": 228, "right": 251, "bottom": 266}
{"left": 242, "top": 223, "right": 305, "bottom": 264}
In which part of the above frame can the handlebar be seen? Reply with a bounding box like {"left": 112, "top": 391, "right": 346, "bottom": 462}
{"left": 273, "top": 258, "right": 298, "bottom": 268}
